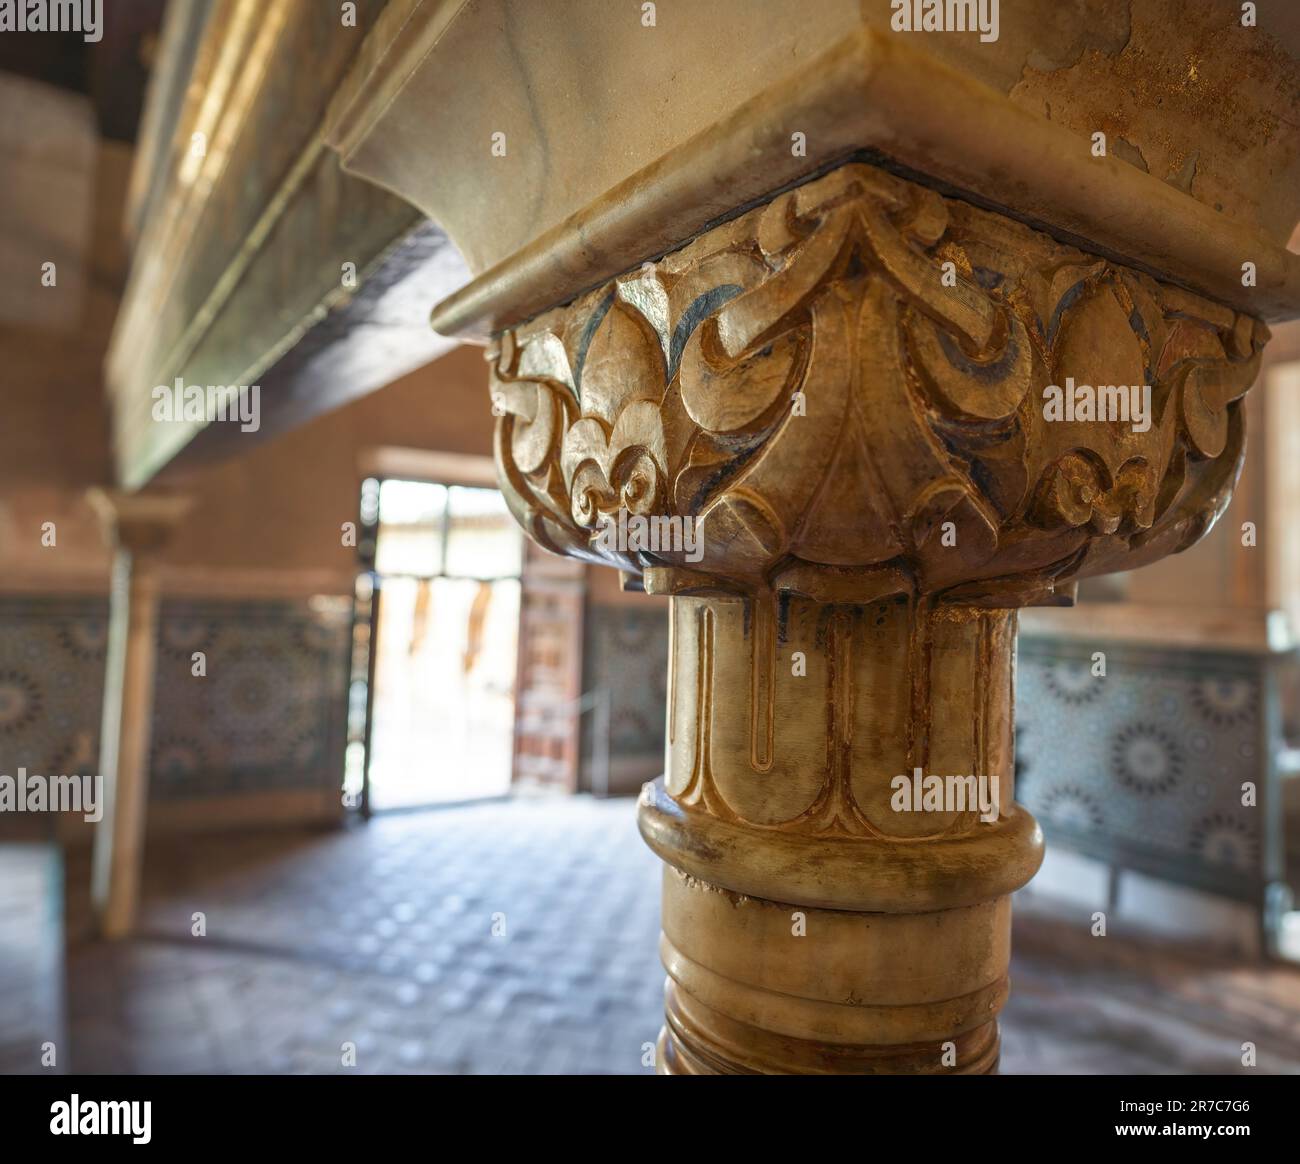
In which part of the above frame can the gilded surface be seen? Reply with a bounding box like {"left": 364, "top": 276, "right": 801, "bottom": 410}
{"left": 490, "top": 163, "right": 1265, "bottom": 608}
{"left": 486, "top": 160, "right": 1269, "bottom": 1074}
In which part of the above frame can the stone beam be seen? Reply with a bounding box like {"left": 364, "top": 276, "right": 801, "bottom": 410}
{"left": 104, "top": 0, "right": 466, "bottom": 489}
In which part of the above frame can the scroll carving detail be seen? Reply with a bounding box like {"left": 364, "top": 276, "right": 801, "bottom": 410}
{"left": 490, "top": 163, "right": 1265, "bottom": 608}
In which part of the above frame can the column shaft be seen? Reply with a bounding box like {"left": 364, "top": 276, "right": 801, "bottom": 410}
{"left": 639, "top": 594, "right": 1041, "bottom": 1074}
{"left": 91, "top": 551, "right": 164, "bottom": 939}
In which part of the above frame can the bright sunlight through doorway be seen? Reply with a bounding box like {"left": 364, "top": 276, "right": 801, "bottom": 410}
{"left": 364, "top": 479, "right": 522, "bottom": 810}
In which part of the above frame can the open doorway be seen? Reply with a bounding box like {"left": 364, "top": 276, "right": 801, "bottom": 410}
{"left": 360, "top": 477, "right": 523, "bottom": 811}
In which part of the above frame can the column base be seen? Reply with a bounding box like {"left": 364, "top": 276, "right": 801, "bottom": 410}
{"left": 649, "top": 861, "right": 1008, "bottom": 1076}
{"left": 656, "top": 983, "right": 1002, "bottom": 1076}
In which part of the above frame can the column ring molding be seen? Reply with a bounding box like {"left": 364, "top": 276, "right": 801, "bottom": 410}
{"left": 661, "top": 937, "right": 1008, "bottom": 1047}
{"left": 638, "top": 779, "right": 1044, "bottom": 914}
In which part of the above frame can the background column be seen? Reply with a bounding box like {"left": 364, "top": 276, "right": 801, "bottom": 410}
{"left": 87, "top": 488, "right": 192, "bottom": 940}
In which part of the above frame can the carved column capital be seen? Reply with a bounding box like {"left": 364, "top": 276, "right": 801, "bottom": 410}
{"left": 490, "top": 163, "right": 1264, "bottom": 608}
{"left": 87, "top": 488, "right": 193, "bottom": 560}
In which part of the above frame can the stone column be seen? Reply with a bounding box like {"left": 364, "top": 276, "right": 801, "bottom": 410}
{"left": 86, "top": 489, "right": 192, "bottom": 940}
{"left": 641, "top": 595, "right": 1028, "bottom": 1074}
{"left": 486, "top": 163, "right": 1265, "bottom": 1073}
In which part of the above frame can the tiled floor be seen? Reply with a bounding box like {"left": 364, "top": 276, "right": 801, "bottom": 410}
{"left": 64, "top": 799, "right": 665, "bottom": 1075}
{"left": 28, "top": 797, "right": 1300, "bottom": 1074}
